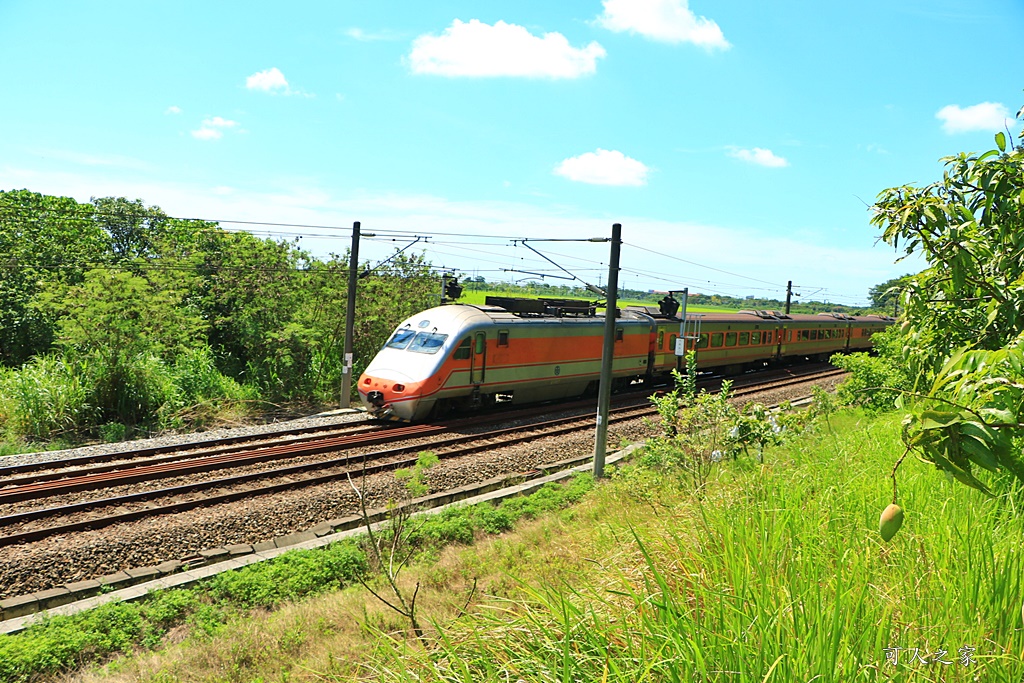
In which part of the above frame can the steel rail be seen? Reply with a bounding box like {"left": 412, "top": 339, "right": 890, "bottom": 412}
{"left": 0, "top": 366, "right": 843, "bottom": 506}
{"left": 0, "top": 420, "right": 385, "bottom": 478}
{"left": 0, "top": 368, "right": 843, "bottom": 547}
{"left": 0, "top": 423, "right": 448, "bottom": 504}
{"left": 0, "top": 403, "right": 656, "bottom": 547}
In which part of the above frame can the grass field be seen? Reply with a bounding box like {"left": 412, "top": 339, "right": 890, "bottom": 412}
{"left": 11, "top": 406, "right": 1021, "bottom": 682}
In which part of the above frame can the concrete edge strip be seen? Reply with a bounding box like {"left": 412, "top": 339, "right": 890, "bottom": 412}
{"left": 0, "top": 443, "right": 641, "bottom": 635}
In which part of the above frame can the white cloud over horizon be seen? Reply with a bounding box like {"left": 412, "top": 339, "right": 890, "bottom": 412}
{"left": 936, "top": 101, "right": 1011, "bottom": 134}
{"left": 165, "top": 105, "right": 182, "bottom": 115}
{"left": 596, "top": 0, "right": 729, "bottom": 49}
{"left": 728, "top": 147, "right": 789, "bottom": 168}
{"left": 409, "top": 19, "right": 606, "bottom": 78}
{"left": 554, "top": 149, "right": 649, "bottom": 186}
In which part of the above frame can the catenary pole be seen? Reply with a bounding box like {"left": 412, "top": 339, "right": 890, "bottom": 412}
{"left": 784, "top": 280, "right": 793, "bottom": 314}
{"left": 340, "top": 221, "right": 361, "bottom": 408}
{"left": 593, "top": 223, "right": 622, "bottom": 479}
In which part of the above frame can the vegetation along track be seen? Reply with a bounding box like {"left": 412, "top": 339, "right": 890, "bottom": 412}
{"left": 0, "top": 363, "right": 841, "bottom": 600}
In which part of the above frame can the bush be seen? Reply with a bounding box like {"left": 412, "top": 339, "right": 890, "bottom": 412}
{"left": 207, "top": 542, "right": 367, "bottom": 609}
{"left": 830, "top": 351, "right": 909, "bottom": 413}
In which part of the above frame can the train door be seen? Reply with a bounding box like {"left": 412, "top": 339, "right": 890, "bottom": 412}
{"left": 470, "top": 332, "right": 486, "bottom": 385}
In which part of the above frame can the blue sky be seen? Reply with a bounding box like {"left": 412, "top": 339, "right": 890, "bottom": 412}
{"left": 2, "top": 0, "right": 1022, "bottom": 307}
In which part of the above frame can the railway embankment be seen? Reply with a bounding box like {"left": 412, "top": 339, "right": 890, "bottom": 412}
{"left": 2, "top": 406, "right": 1022, "bottom": 682}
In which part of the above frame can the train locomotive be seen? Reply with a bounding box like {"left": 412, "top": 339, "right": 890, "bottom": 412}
{"left": 357, "top": 295, "right": 894, "bottom": 422}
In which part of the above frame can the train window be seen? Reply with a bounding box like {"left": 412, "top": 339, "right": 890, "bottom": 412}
{"left": 711, "top": 333, "right": 723, "bottom": 347}
{"left": 739, "top": 332, "right": 750, "bottom": 345}
{"left": 453, "top": 339, "right": 471, "bottom": 360}
{"left": 799, "top": 330, "right": 808, "bottom": 341}
{"left": 616, "top": 328, "right": 624, "bottom": 342}
{"left": 751, "top": 331, "right": 761, "bottom": 344}
{"left": 697, "top": 334, "right": 708, "bottom": 349}
{"left": 386, "top": 328, "right": 416, "bottom": 350}
{"left": 657, "top": 331, "right": 665, "bottom": 348}
{"left": 810, "top": 330, "right": 818, "bottom": 340}
{"left": 408, "top": 331, "right": 448, "bottom": 354}
{"left": 498, "top": 330, "right": 509, "bottom": 347}
{"left": 475, "top": 333, "right": 486, "bottom": 354}
{"left": 725, "top": 332, "right": 737, "bottom": 346}
{"left": 669, "top": 334, "right": 678, "bottom": 351}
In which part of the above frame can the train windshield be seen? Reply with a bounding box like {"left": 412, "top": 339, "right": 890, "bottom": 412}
{"left": 408, "top": 332, "right": 448, "bottom": 354}
{"left": 386, "top": 329, "right": 416, "bottom": 349}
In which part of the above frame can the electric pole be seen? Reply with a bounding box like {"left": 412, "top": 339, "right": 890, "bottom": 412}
{"left": 340, "top": 221, "right": 360, "bottom": 408}
{"left": 593, "top": 223, "right": 622, "bottom": 479}
{"left": 784, "top": 280, "right": 793, "bottom": 314}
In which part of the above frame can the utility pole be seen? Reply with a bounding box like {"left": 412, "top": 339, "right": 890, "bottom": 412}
{"left": 339, "top": 221, "right": 360, "bottom": 408}
{"left": 593, "top": 223, "right": 622, "bottom": 479}
{"left": 784, "top": 280, "right": 793, "bottom": 314}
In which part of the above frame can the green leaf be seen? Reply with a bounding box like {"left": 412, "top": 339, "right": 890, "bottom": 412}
{"left": 919, "top": 410, "right": 961, "bottom": 430}
{"left": 996, "top": 131, "right": 1007, "bottom": 152}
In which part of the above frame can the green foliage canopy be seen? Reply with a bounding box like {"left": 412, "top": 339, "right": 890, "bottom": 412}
{"left": 870, "top": 114, "right": 1024, "bottom": 494}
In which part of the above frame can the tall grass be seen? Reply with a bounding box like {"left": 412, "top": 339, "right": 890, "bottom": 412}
{"left": 0, "top": 347, "right": 258, "bottom": 444}
{"left": 0, "top": 354, "right": 95, "bottom": 440}
{"left": 367, "top": 412, "right": 1024, "bottom": 682}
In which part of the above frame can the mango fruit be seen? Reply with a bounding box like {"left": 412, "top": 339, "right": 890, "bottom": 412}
{"left": 879, "top": 504, "right": 904, "bottom": 542}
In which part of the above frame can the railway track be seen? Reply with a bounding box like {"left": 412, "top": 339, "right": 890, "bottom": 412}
{"left": 0, "top": 365, "right": 842, "bottom": 549}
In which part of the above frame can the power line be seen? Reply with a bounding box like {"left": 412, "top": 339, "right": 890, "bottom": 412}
{"left": 623, "top": 242, "right": 787, "bottom": 288}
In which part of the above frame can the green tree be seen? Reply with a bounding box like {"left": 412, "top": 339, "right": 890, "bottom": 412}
{"left": 867, "top": 274, "right": 913, "bottom": 314}
{"left": 0, "top": 191, "right": 108, "bottom": 366}
{"left": 90, "top": 196, "right": 168, "bottom": 262}
{"left": 870, "top": 110, "right": 1024, "bottom": 500}
{"left": 41, "top": 268, "right": 205, "bottom": 361}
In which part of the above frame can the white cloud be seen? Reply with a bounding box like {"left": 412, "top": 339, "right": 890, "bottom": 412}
{"left": 409, "top": 19, "right": 606, "bottom": 78}
{"left": 728, "top": 147, "right": 788, "bottom": 168}
{"left": 203, "top": 116, "right": 238, "bottom": 129}
{"left": 554, "top": 149, "right": 649, "bottom": 186}
{"left": 936, "top": 102, "right": 1011, "bottom": 134}
{"left": 246, "top": 67, "right": 289, "bottom": 92}
{"left": 191, "top": 128, "right": 222, "bottom": 140}
{"left": 165, "top": 105, "right": 182, "bottom": 115}
{"left": 244, "top": 67, "right": 313, "bottom": 97}
{"left": 345, "top": 27, "right": 400, "bottom": 42}
{"left": 596, "top": 0, "right": 729, "bottom": 50}
{"left": 191, "top": 116, "right": 238, "bottom": 141}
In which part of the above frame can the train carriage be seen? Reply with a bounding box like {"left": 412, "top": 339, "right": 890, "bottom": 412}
{"left": 358, "top": 297, "right": 894, "bottom": 422}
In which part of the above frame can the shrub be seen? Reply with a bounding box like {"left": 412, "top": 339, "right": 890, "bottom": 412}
{"left": 207, "top": 542, "right": 367, "bottom": 609}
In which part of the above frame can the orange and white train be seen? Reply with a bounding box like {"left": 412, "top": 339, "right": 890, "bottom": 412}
{"left": 357, "top": 296, "right": 893, "bottom": 421}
